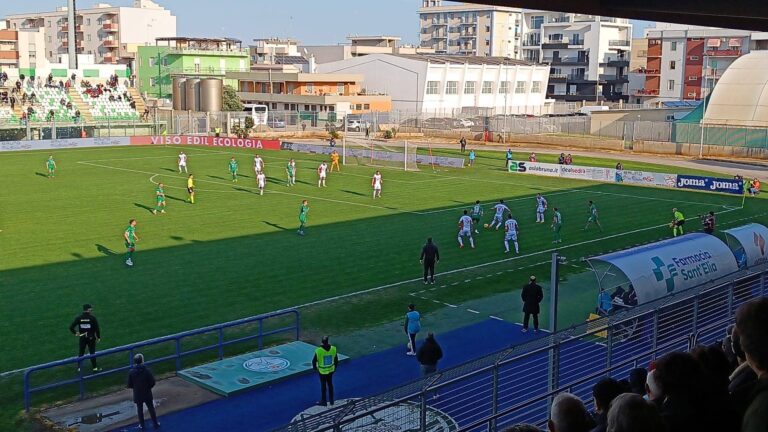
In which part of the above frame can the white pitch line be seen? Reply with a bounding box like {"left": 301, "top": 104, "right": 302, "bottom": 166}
{"left": 467, "top": 309, "right": 480, "bottom": 314}
{"left": 415, "top": 190, "right": 579, "bottom": 215}
{"left": 79, "top": 150, "right": 231, "bottom": 163}
{"left": 490, "top": 316, "right": 505, "bottom": 321}
{"left": 576, "top": 188, "right": 734, "bottom": 208}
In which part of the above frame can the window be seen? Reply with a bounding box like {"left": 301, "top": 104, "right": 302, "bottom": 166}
{"left": 531, "top": 81, "right": 542, "bottom": 93}
{"left": 667, "top": 80, "right": 675, "bottom": 91}
{"left": 445, "top": 81, "right": 458, "bottom": 94}
{"left": 306, "top": 83, "right": 314, "bottom": 93}
{"left": 689, "top": 76, "right": 698, "bottom": 81}
{"left": 499, "top": 81, "right": 509, "bottom": 94}
{"left": 426, "top": 80, "right": 440, "bottom": 94}
{"left": 531, "top": 15, "right": 543, "bottom": 30}
{"left": 150, "top": 77, "right": 157, "bottom": 87}
{"left": 515, "top": 81, "right": 526, "bottom": 93}
{"left": 87, "top": 34, "right": 91, "bottom": 42}
{"left": 355, "top": 104, "right": 362, "bottom": 110}
{"left": 48, "top": 36, "right": 52, "bottom": 43}
{"left": 689, "top": 56, "right": 699, "bottom": 61}
{"left": 86, "top": 18, "right": 91, "bottom": 25}
{"left": 337, "top": 84, "right": 344, "bottom": 94}
{"left": 284, "top": 104, "right": 290, "bottom": 110}
{"left": 671, "top": 41, "right": 677, "bottom": 51}
{"left": 485, "top": 25, "right": 490, "bottom": 32}
{"left": 363, "top": 103, "right": 370, "bottom": 110}
{"left": 464, "top": 81, "right": 476, "bottom": 94}
{"left": 670, "top": 60, "right": 676, "bottom": 70}
{"left": 482, "top": 81, "right": 493, "bottom": 94}
{"left": 271, "top": 103, "right": 277, "bottom": 110}
{"left": 47, "top": 20, "right": 51, "bottom": 27}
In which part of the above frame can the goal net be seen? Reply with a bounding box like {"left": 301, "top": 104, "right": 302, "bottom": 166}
{"left": 342, "top": 139, "right": 419, "bottom": 171}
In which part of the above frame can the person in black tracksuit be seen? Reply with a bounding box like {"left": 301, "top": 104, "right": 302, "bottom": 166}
{"left": 69, "top": 303, "right": 101, "bottom": 371}
{"left": 420, "top": 237, "right": 440, "bottom": 284}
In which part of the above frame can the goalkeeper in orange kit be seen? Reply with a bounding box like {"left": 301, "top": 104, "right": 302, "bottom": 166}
{"left": 330, "top": 150, "right": 341, "bottom": 172}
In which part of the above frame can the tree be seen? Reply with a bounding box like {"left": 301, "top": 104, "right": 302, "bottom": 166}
{"left": 222, "top": 85, "right": 243, "bottom": 112}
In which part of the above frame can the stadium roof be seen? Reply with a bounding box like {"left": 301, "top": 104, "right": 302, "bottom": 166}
{"left": 387, "top": 54, "right": 534, "bottom": 66}
{"left": 703, "top": 51, "right": 768, "bottom": 127}
{"left": 661, "top": 100, "right": 702, "bottom": 108}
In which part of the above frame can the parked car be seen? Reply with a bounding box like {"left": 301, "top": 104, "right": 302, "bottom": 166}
{"left": 423, "top": 117, "right": 450, "bottom": 129}
{"left": 347, "top": 119, "right": 363, "bottom": 131}
{"left": 454, "top": 118, "right": 475, "bottom": 127}
{"left": 267, "top": 118, "right": 286, "bottom": 128}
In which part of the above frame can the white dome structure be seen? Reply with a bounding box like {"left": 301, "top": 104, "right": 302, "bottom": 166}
{"left": 704, "top": 51, "right": 768, "bottom": 127}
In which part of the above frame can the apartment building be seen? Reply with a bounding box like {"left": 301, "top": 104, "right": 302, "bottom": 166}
{"left": 0, "top": 27, "right": 47, "bottom": 75}
{"left": 418, "top": 1, "right": 522, "bottom": 58}
{"left": 227, "top": 70, "right": 391, "bottom": 117}
{"left": 520, "top": 11, "right": 632, "bottom": 103}
{"left": 136, "top": 37, "right": 249, "bottom": 99}
{"left": 639, "top": 25, "right": 754, "bottom": 103}
{"left": 317, "top": 53, "right": 551, "bottom": 115}
{"left": 301, "top": 36, "right": 435, "bottom": 65}
{"left": 4, "top": 0, "right": 176, "bottom": 65}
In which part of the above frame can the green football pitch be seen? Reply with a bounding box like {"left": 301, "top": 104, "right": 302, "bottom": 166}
{"left": 0, "top": 143, "right": 765, "bottom": 419}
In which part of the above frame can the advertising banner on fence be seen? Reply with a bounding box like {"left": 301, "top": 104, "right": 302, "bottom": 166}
{"left": 130, "top": 135, "right": 281, "bottom": 150}
{"left": 620, "top": 170, "right": 678, "bottom": 188}
{"left": 589, "top": 233, "right": 740, "bottom": 304}
{"left": 0, "top": 137, "right": 130, "bottom": 152}
{"left": 675, "top": 175, "right": 744, "bottom": 195}
{"left": 560, "top": 165, "right": 615, "bottom": 182}
{"left": 508, "top": 161, "right": 561, "bottom": 177}
{"left": 723, "top": 223, "right": 768, "bottom": 269}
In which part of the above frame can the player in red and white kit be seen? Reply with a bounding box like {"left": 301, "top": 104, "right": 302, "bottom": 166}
{"left": 317, "top": 161, "right": 328, "bottom": 187}
{"left": 458, "top": 210, "right": 475, "bottom": 249}
{"left": 372, "top": 170, "right": 383, "bottom": 198}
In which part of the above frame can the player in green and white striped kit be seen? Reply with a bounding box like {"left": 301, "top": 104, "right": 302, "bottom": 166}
{"left": 551, "top": 208, "right": 563, "bottom": 244}
{"left": 470, "top": 200, "right": 483, "bottom": 234}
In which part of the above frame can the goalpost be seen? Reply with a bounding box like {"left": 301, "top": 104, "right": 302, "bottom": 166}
{"left": 342, "top": 139, "right": 419, "bottom": 171}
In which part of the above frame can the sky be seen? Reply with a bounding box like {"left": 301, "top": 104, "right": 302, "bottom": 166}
{"left": 2, "top": 0, "right": 655, "bottom": 45}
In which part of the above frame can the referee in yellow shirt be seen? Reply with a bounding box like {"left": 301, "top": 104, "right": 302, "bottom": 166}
{"left": 187, "top": 174, "right": 195, "bottom": 203}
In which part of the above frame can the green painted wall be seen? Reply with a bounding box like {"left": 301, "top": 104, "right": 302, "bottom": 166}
{"left": 137, "top": 45, "right": 248, "bottom": 100}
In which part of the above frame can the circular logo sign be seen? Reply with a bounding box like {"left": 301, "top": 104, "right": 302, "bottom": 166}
{"left": 291, "top": 398, "right": 459, "bottom": 431}
{"left": 243, "top": 357, "right": 290, "bottom": 373}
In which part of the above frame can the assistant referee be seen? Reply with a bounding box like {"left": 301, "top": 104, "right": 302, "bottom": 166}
{"left": 420, "top": 237, "right": 440, "bottom": 284}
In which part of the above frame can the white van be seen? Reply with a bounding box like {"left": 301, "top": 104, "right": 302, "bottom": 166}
{"left": 578, "top": 106, "right": 610, "bottom": 115}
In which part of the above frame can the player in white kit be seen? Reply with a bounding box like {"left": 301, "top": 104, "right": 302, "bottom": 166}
{"left": 535, "top": 193, "right": 548, "bottom": 223}
{"left": 504, "top": 214, "right": 519, "bottom": 253}
{"left": 253, "top": 154, "right": 265, "bottom": 174}
{"left": 371, "top": 170, "right": 383, "bottom": 198}
{"left": 488, "top": 199, "right": 510, "bottom": 230}
{"left": 257, "top": 171, "right": 266, "bottom": 195}
{"left": 178, "top": 151, "right": 188, "bottom": 174}
{"left": 317, "top": 161, "right": 328, "bottom": 187}
{"left": 458, "top": 210, "right": 475, "bottom": 249}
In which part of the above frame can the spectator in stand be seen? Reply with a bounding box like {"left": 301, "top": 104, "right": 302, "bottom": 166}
{"left": 29, "top": 92, "right": 36, "bottom": 103}
{"left": 558, "top": 153, "right": 566, "bottom": 164}
{"left": 70, "top": 73, "right": 76, "bottom": 87}
{"left": 548, "top": 392, "right": 593, "bottom": 432}
{"left": 653, "top": 351, "right": 714, "bottom": 432}
{"left": 692, "top": 344, "right": 736, "bottom": 430}
{"left": 726, "top": 325, "right": 758, "bottom": 421}
{"left": 565, "top": 154, "right": 573, "bottom": 165}
{"left": 502, "top": 426, "right": 543, "bottom": 432}
{"left": 46, "top": 109, "right": 55, "bottom": 121}
{"left": 416, "top": 332, "right": 443, "bottom": 376}
{"left": 606, "top": 393, "right": 665, "bottom": 432}
{"left": 735, "top": 298, "right": 768, "bottom": 432}
{"left": 9, "top": 94, "right": 15, "bottom": 110}
{"left": 628, "top": 368, "right": 648, "bottom": 396}
{"left": 590, "top": 378, "right": 625, "bottom": 432}
{"left": 66, "top": 101, "right": 72, "bottom": 110}
{"left": 35, "top": 76, "right": 41, "bottom": 89}
{"left": 130, "top": 100, "right": 137, "bottom": 110}
{"left": 58, "top": 80, "right": 64, "bottom": 90}
{"left": 142, "top": 107, "right": 151, "bottom": 121}
{"left": 74, "top": 110, "right": 81, "bottom": 123}
{"left": 529, "top": 152, "right": 537, "bottom": 162}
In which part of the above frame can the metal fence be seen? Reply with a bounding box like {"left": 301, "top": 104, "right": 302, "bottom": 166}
{"left": 675, "top": 122, "right": 768, "bottom": 148}
{"left": 275, "top": 270, "right": 766, "bottom": 432}
{"left": 23, "top": 309, "right": 299, "bottom": 411}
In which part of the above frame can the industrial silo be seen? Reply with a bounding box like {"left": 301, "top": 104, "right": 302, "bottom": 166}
{"left": 185, "top": 78, "right": 201, "bottom": 111}
{"left": 172, "top": 77, "right": 187, "bottom": 111}
{"left": 200, "top": 78, "right": 223, "bottom": 112}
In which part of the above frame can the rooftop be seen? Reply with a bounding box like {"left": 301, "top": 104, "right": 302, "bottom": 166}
{"left": 390, "top": 54, "right": 535, "bottom": 66}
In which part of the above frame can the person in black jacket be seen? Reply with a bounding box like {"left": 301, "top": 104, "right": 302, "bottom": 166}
{"left": 127, "top": 353, "right": 160, "bottom": 430}
{"left": 520, "top": 276, "right": 544, "bottom": 332}
{"left": 420, "top": 237, "right": 440, "bottom": 284}
{"left": 416, "top": 333, "right": 443, "bottom": 376}
{"left": 69, "top": 304, "right": 101, "bottom": 371}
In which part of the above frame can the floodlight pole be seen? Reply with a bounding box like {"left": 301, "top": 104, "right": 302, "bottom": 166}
{"left": 547, "top": 252, "right": 561, "bottom": 419}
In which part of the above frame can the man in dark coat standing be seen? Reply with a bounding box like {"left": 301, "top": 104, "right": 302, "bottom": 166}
{"left": 521, "top": 275, "right": 544, "bottom": 332}
{"left": 420, "top": 237, "right": 440, "bottom": 284}
{"left": 127, "top": 354, "right": 161, "bottom": 430}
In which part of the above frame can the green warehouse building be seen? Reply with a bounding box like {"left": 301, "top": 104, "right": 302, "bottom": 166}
{"left": 136, "top": 37, "right": 249, "bottom": 100}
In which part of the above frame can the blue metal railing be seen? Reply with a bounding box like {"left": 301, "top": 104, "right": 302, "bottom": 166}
{"left": 23, "top": 309, "right": 299, "bottom": 411}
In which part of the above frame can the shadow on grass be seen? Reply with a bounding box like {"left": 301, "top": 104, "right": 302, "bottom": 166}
{"left": 170, "top": 236, "right": 185, "bottom": 241}
{"left": 96, "top": 244, "right": 117, "bottom": 256}
{"left": 133, "top": 203, "right": 154, "bottom": 214}
{"left": 165, "top": 194, "right": 187, "bottom": 203}
{"left": 208, "top": 175, "right": 228, "bottom": 181}
{"left": 35, "top": 172, "right": 49, "bottom": 178}
{"left": 263, "top": 221, "right": 290, "bottom": 231}
{"left": 161, "top": 168, "right": 177, "bottom": 173}
{"left": 341, "top": 189, "right": 366, "bottom": 197}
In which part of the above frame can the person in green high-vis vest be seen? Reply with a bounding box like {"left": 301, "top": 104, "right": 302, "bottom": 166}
{"left": 312, "top": 336, "right": 338, "bottom": 406}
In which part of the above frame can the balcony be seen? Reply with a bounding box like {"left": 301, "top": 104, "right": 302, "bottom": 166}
{"left": 542, "top": 40, "right": 568, "bottom": 49}
{"left": 459, "top": 21, "right": 477, "bottom": 26}
{"left": 547, "top": 92, "right": 600, "bottom": 102}
{"left": 606, "top": 58, "right": 629, "bottom": 67}
{"left": 103, "top": 39, "right": 119, "bottom": 48}
{"left": 522, "top": 38, "right": 541, "bottom": 47}
{"left": 103, "top": 22, "right": 119, "bottom": 32}
{"left": 567, "top": 74, "right": 592, "bottom": 83}
{"left": 0, "top": 51, "right": 19, "bottom": 61}
{"left": 705, "top": 49, "right": 741, "bottom": 57}
{"left": 549, "top": 74, "right": 567, "bottom": 83}
{"left": 544, "top": 57, "right": 589, "bottom": 66}
{"left": 633, "top": 88, "right": 659, "bottom": 96}
{"left": 458, "top": 33, "right": 476, "bottom": 38}
{"left": 600, "top": 74, "right": 629, "bottom": 83}
{"left": 608, "top": 39, "right": 631, "bottom": 48}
